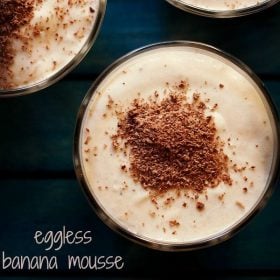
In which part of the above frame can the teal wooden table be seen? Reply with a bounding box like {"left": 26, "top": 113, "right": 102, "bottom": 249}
{"left": 0, "top": 0, "right": 280, "bottom": 278}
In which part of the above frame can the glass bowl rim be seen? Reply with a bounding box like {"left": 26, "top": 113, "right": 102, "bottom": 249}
{"left": 165, "top": 0, "right": 280, "bottom": 18}
{"left": 73, "top": 40, "right": 280, "bottom": 251}
{"left": 0, "top": 0, "right": 107, "bottom": 98}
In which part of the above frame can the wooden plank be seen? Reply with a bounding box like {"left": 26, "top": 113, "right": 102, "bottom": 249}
{"left": 3, "top": 278, "right": 280, "bottom": 280}
{"left": 0, "top": 0, "right": 280, "bottom": 278}
{"left": 72, "top": 0, "right": 280, "bottom": 76}
{"left": 0, "top": 80, "right": 91, "bottom": 175}
{"left": 0, "top": 179, "right": 279, "bottom": 274}
{"left": 0, "top": 80, "right": 279, "bottom": 174}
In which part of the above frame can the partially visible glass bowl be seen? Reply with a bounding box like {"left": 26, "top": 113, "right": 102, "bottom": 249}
{"left": 166, "top": 0, "right": 280, "bottom": 17}
{"left": 0, "top": 0, "right": 106, "bottom": 97}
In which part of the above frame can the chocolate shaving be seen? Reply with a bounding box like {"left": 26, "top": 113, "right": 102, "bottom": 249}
{"left": 0, "top": 0, "right": 34, "bottom": 89}
{"left": 196, "top": 201, "right": 205, "bottom": 211}
{"left": 112, "top": 81, "right": 232, "bottom": 196}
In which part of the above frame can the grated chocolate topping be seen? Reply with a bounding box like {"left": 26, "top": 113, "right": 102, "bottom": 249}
{"left": 0, "top": 0, "right": 34, "bottom": 89}
{"left": 112, "top": 81, "right": 232, "bottom": 195}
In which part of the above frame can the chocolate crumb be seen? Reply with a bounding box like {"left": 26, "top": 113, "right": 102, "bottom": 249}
{"left": 84, "top": 136, "right": 92, "bottom": 145}
{"left": 211, "top": 103, "right": 218, "bottom": 111}
{"left": 0, "top": 0, "right": 35, "bottom": 88}
{"left": 121, "top": 165, "right": 127, "bottom": 172}
{"left": 219, "top": 84, "right": 224, "bottom": 89}
{"left": 218, "top": 193, "right": 225, "bottom": 201}
{"left": 179, "top": 81, "right": 186, "bottom": 89}
{"left": 236, "top": 201, "right": 245, "bottom": 209}
{"left": 164, "top": 197, "right": 175, "bottom": 206}
{"left": 196, "top": 201, "right": 205, "bottom": 211}
{"left": 151, "top": 197, "right": 158, "bottom": 205}
{"left": 169, "top": 220, "right": 180, "bottom": 227}
{"left": 107, "top": 96, "right": 114, "bottom": 109}
{"left": 243, "top": 187, "right": 248, "bottom": 193}
{"left": 112, "top": 81, "right": 232, "bottom": 197}
{"left": 149, "top": 211, "right": 156, "bottom": 218}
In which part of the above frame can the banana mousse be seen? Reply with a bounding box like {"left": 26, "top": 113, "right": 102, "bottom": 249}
{"left": 0, "top": 0, "right": 100, "bottom": 90}
{"left": 178, "top": 0, "right": 266, "bottom": 11}
{"left": 78, "top": 44, "right": 275, "bottom": 245}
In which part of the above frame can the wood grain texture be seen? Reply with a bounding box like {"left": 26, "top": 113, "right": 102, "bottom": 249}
{"left": 71, "top": 0, "right": 280, "bottom": 77}
{"left": 0, "top": 0, "right": 280, "bottom": 277}
{"left": 0, "top": 179, "right": 279, "bottom": 276}
{"left": 0, "top": 80, "right": 278, "bottom": 174}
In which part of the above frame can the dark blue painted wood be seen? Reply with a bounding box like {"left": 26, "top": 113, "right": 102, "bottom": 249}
{"left": 0, "top": 179, "right": 279, "bottom": 276}
{"left": 0, "top": 80, "right": 278, "bottom": 174}
{"left": 72, "top": 0, "right": 280, "bottom": 77}
{"left": 0, "top": 0, "right": 280, "bottom": 277}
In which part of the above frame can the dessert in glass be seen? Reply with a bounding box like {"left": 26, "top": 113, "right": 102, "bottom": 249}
{"left": 74, "top": 41, "right": 279, "bottom": 251}
{"left": 0, "top": 0, "right": 106, "bottom": 97}
{"left": 166, "top": 0, "right": 280, "bottom": 17}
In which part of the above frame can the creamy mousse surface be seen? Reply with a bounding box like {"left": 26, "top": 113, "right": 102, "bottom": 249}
{"left": 80, "top": 45, "right": 274, "bottom": 244}
{"left": 178, "top": 0, "right": 266, "bottom": 11}
{"left": 0, "top": 0, "right": 99, "bottom": 89}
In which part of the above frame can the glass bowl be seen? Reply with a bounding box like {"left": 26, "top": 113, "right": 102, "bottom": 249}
{"left": 165, "top": 0, "right": 280, "bottom": 17}
{"left": 0, "top": 0, "right": 106, "bottom": 98}
{"left": 74, "top": 41, "right": 279, "bottom": 251}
